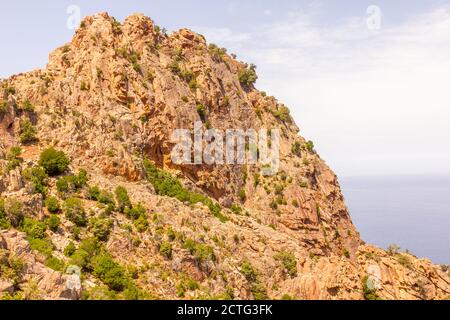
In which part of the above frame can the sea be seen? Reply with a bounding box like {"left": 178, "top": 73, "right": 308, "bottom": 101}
{"left": 340, "top": 174, "right": 450, "bottom": 265}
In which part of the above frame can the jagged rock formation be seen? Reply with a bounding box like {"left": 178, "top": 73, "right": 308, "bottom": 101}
{"left": 0, "top": 12, "right": 449, "bottom": 300}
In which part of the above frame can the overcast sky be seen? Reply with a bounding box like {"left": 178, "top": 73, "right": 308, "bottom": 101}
{"left": 1, "top": 0, "right": 450, "bottom": 177}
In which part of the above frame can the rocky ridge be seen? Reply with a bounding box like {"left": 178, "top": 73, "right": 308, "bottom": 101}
{"left": 0, "top": 12, "right": 449, "bottom": 300}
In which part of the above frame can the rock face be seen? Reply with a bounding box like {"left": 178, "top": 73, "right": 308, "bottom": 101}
{"left": 0, "top": 230, "right": 81, "bottom": 300}
{"left": 0, "top": 12, "right": 449, "bottom": 300}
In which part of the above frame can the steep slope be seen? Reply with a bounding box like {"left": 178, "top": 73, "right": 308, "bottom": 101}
{"left": 0, "top": 13, "right": 449, "bottom": 300}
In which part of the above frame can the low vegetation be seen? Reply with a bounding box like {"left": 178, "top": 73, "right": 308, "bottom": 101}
{"left": 63, "top": 197, "right": 87, "bottom": 227}
{"left": 239, "top": 64, "right": 258, "bottom": 86}
{"left": 362, "top": 276, "right": 381, "bottom": 300}
{"left": 183, "top": 238, "right": 216, "bottom": 263}
{"left": 274, "top": 106, "right": 291, "bottom": 122}
{"left": 274, "top": 251, "right": 297, "bottom": 278}
{"left": 68, "top": 238, "right": 145, "bottom": 297}
{"left": 23, "top": 166, "right": 48, "bottom": 196}
{"left": 56, "top": 169, "right": 88, "bottom": 195}
{"left": 208, "top": 44, "right": 227, "bottom": 62}
{"left": 144, "top": 160, "right": 227, "bottom": 222}
{"left": 19, "top": 118, "right": 37, "bottom": 144}
{"left": 38, "top": 148, "right": 70, "bottom": 176}
{"left": 44, "top": 196, "right": 61, "bottom": 214}
{"left": 291, "top": 141, "right": 301, "bottom": 156}
{"left": 6, "top": 146, "right": 23, "bottom": 172}
{"left": 240, "top": 261, "right": 267, "bottom": 300}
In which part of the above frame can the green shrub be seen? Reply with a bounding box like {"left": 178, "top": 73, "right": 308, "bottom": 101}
{"left": 159, "top": 241, "right": 173, "bottom": 259}
{"left": 144, "top": 160, "right": 227, "bottom": 222}
{"left": 196, "top": 103, "right": 207, "bottom": 122}
{"left": 166, "top": 227, "right": 178, "bottom": 242}
{"left": 194, "top": 244, "right": 215, "bottom": 262}
{"left": 208, "top": 44, "right": 227, "bottom": 62}
{"left": 56, "top": 177, "right": 69, "bottom": 194}
{"left": 39, "top": 148, "right": 70, "bottom": 176}
{"left": 239, "top": 64, "right": 258, "bottom": 86}
{"left": 253, "top": 173, "right": 261, "bottom": 188}
{"left": 176, "top": 277, "right": 200, "bottom": 297}
{"left": 19, "top": 118, "right": 37, "bottom": 144}
{"left": 241, "top": 261, "right": 258, "bottom": 282}
{"left": 115, "top": 186, "right": 132, "bottom": 213}
{"left": 21, "top": 218, "right": 47, "bottom": 239}
{"left": 5, "top": 86, "right": 16, "bottom": 95}
{"left": 80, "top": 81, "right": 88, "bottom": 91}
{"left": 6, "top": 146, "right": 22, "bottom": 159}
{"left": 64, "top": 198, "right": 87, "bottom": 227}
{"left": 21, "top": 100, "right": 35, "bottom": 112}
{"left": 238, "top": 189, "right": 246, "bottom": 202}
{"left": 22, "top": 166, "right": 48, "bottom": 196}
{"left": 103, "top": 203, "right": 115, "bottom": 216}
{"left": 92, "top": 253, "right": 128, "bottom": 291}
{"left": 251, "top": 283, "right": 268, "bottom": 300}
{"left": 396, "top": 254, "right": 412, "bottom": 269}
{"left": 0, "top": 199, "right": 11, "bottom": 230}
{"left": 45, "top": 256, "right": 64, "bottom": 271}
{"left": 183, "top": 239, "right": 215, "bottom": 262}
{"left": 28, "top": 237, "right": 54, "bottom": 257}
{"left": 75, "top": 169, "right": 88, "bottom": 186}
{"left": 130, "top": 53, "right": 141, "bottom": 73}
{"left": 306, "top": 140, "right": 315, "bottom": 152}
{"left": 88, "top": 186, "right": 115, "bottom": 206}
{"left": 5, "top": 146, "right": 22, "bottom": 171}
{"left": 274, "top": 184, "right": 284, "bottom": 196}
{"left": 0, "top": 249, "right": 26, "bottom": 285}
{"left": 68, "top": 238, "right": 102, "bottom": 269}
{"left": 291, "top": 141, "right": 301, "bottom": 156}
{"left": 179, "top": 69, "right": 195, "bottom": 83}
{"left": 270, "top": 201, "right": 278, "bottom": 210}
{"left": 362, "top": 276, "right": 381, "bottom": 300}
{"left": 387, "top": 244, "right": 400, "bottom": 256}
{"left": 44, "top": 196, "right": 60, "bottom": 213}
{"left": 124, "top": 203, "right": 146, "bottom": 221}
{"left": 0, "top": 100, "right": 8, "bottom": 114}
{"left": 188, "top": 78, "right": 198, "bottom": 90}
{"left": 133, "top": 215, "right": 149, "bottom": 233}
{"left": 343, "top": 248, "right": 350, "bottom": 259}
{"left": 87, "top": 186, "right": 101, "bottom": 200}
{"left": 64, "top": 242, "right": 76, "bottom": 257}
{"left": 169, "top": 61, "right": 182, "bottom": 75}
{"left": 89, "top": 218, "right": 113, "bottom": 242}
{"left": 46, "top": 215, "right": 61, "bottom": 232}
{"left": 99, "top": 191, "right": 116, "bottom": 206}
{"left": 274, "top": 251, "right": 297, "bottom": 277}
{"left": 56, "top": 170, "right": 87, "bottom": 195}
{"left": 274, "top": 106, "right": 291, "bottom": 122}
{"left": 240, "top": 261, "right": 267, "bottom": 299}
{"left": 4, "top": 198, "right": 24, "bottom": 227}
{"left": 230, "top": 204, "right": 242, "bottom": 215}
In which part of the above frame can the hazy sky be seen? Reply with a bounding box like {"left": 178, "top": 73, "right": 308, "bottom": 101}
{"left": 1, "top": 0, "right": 450, "bottom": 177}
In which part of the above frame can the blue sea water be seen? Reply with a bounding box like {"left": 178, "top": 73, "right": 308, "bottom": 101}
{"left": 340, "top": 175, "right": 450, "bottom": 265}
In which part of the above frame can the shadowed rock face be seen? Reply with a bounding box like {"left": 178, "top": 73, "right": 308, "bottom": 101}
{"left": 0, "top": 12, "right": 449, "bottom": 300}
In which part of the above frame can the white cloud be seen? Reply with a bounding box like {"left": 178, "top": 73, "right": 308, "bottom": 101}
{"left": 192, "top": 6, "right": 450, "bottom": 177}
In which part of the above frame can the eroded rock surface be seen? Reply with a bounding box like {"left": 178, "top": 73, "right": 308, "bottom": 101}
{"left": 0, "top": 13, "right": 448, "bottom": 300}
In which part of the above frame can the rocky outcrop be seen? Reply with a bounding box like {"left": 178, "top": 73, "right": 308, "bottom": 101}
{"left": 0, "top": 12, "right": 448, "bottom": 300}
{"left": 0, "top": 230, "right": 81, "bottom": 300}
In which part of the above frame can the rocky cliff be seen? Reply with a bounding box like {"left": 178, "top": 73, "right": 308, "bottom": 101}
{"left": 0, "top": 13, "right": 448, "bottom": 300}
